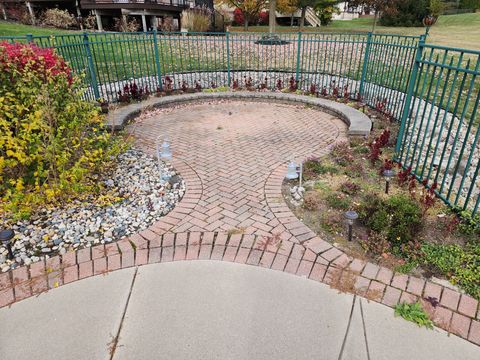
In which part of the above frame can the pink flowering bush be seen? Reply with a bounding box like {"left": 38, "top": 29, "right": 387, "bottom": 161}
{"left": 0, "top": 42, "right": 122, "bottom": 220}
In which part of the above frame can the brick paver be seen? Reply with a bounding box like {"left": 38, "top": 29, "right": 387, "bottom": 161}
{"left": 1, "top": 97, "right": 478, "bottom": 347}
{"left": 130, "top": 100, "right": 346, "bottom": 235}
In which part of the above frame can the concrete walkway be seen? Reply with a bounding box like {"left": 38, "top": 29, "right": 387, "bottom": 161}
{"left": 1, "top": 261, "right": 478, "bottom": 360}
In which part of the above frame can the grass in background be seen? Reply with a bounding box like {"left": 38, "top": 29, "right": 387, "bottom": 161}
{"left": 232, "top": 13, "right": 480, "bottom": 50}
{"left": 0, "top": 20, "right": 79, "bottom": 36}
{"left": 1, "top": 13, "right": 479, "bottom": 49}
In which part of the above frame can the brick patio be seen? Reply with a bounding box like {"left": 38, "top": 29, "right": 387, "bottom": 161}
{"left": 0, "top": 97, "right": 479, "bottom": 347}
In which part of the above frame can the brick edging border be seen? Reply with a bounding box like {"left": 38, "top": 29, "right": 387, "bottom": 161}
{"left": 105, "top": 91, "right": 372, "bottom": 136}
{"left": 1, "top": 230, "right": 479, "bottom": 346}
{"left": 263, "top": 164, "right": 480, "bottom": 345}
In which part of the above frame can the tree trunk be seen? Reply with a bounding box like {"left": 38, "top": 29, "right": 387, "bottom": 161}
{"left": 290, "top": 13, "right": 294, "bottom": 26}
{"left": 244, "top": 18, "right": 249, "bottom": 31}
{"left": 372, "top": 10, "right": 378, "bottom": 33}
{"left": 300, "top": 6, "right": 306, "bottom": 29}
{"left": 269, "top": 0, "right": 276, "bottom": 33}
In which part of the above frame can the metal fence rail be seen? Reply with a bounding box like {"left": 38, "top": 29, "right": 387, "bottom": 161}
{"left": 396, "top": 41, "right": 480, "bottom": 214}
{"left": 0, "top": 31, "right": 420, "bottom": 118}
{"left": 1, "top": 31, "right": 479, "bottom": 216}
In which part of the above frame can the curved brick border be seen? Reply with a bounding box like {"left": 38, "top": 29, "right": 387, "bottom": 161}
{"left": 264, "top": 164, "right": 480, "bottom": 345}
{"left": 105, "top": 91, "right": 372, "bottom": 136}
{"left": 1, "top": 95, "right": 479, "bottom": 347}
{"left": 1, "top": 229, "right": 479, "bottom": 346}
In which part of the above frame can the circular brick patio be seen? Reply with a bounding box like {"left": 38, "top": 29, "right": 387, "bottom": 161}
{"left": 130, "top": 100, "right": 347, "bottom": 235}
{"left": 0, "top": 95, "right": 478, "bottom": 347}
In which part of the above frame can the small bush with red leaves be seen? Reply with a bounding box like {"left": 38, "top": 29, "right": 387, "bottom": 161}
{"left": 0, "top": 42, "right": 123, "bottom": 220}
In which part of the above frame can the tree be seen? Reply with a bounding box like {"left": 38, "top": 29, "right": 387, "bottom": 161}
{"left": 315, "top": 1, "right": 341, "bottom": 25}
{"left": 277, "top": 0, "right": 300, "bottom": 26}
{"left": 380, "top": 0, "right": 429, "bottom": 27}
{"left": 349, "top": 0, "right": 390, "bottom": 32}
{"left": 298, "top": 0, "right": 343, "bottom": 29}
{"left": 297, "top": 0, "right": 317, "bottom": 28}
{"left": 216, "top": 0, "right": 268, "bottom": 29}
{"left": 269, "top": 0, "right": 277, "bottom": 32}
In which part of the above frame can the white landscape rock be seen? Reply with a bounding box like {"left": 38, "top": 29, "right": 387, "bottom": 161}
{"left": 0, "top": 148, "right": 185, "bottom": 271}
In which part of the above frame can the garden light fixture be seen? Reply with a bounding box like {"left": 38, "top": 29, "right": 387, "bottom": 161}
{"left": 156, "top": 136, "right": 172, "bottom": 182}
{"left": 383, "top": 169, "right": 395, "bottom": 194}
{"left": 160, "top": 138, "right": 172, "bottom": 162}
{"left": 0, "top": 229, "right": 15, "bottom": 260}
{"left": 422, "top": 15, "right": 436, "bottom": 36}
{"left": 286, "top": 160, "right": 299, "bottom": 180}
{"left": 344, "top": 211, "right": 358, "bottom": 242}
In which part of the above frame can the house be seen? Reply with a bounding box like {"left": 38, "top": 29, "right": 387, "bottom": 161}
{"left": 0, "top": 0, "right": 214, "bottom": 31}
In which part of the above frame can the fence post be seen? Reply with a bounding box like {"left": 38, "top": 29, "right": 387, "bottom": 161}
{"left": 83, "top": 32, "right": 100, "bottom": 100}
{"left": 295, "top": 32, "right": 302, "bottom": 83}
{"left": 26, "top": 33, "right": 33, "bottom": 43}
{"left": 395, "top": 35, "right": 426, "bottom": 156}
{"left": 226, "top": 31, "right": 231, "bottom": 87}
{"left": 152, "top": 28, "right": 163, "bottom": 91}
{"left": 358, "top": 32, "right": 372, "bottom": 99}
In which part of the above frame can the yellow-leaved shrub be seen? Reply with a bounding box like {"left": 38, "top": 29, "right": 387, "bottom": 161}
{"left": 0, "top": 42, "right": 123, "bottom": 220}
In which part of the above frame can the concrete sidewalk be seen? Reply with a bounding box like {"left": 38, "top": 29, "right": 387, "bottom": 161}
{"left": 0, "top": 261, "right": 479, "bottom": 360}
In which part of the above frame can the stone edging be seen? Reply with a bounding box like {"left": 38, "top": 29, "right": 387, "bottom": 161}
{"left": 104, "top": 91, "right": 372, "bottom": 136}
{"left": 1, "top": 229, "right": 479, "bottom": 346}
{"left": 2, "top": 94, "right": 480, "bottom": 347}
{"left": 263, "top": 163, "right": 480, "bottom": 346}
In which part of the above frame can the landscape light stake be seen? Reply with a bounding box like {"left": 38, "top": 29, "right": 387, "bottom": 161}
{"left": 0, "top": 229, "right": 15, "bottom": 260}
{"left": 383, "top": 169, "right": 395, "bottom": 194}
{"left": 285, "top": 160, "right": 299, "bottom": 180}
{"left": 299, "top": 162, "right": 303, "bottom": 189}
{"left": 159, "top": 137, "right": 172, "bottom": 181}
{"left": 422, "top": 15, "right": 436, "bottom": 37}
{"left": 344, "top": 211, "right": 358, "bottom": 242}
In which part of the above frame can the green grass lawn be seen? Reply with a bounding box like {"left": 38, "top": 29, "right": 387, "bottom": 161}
{"left": 0, "top": 20, "right": 78, "bottom": 37}
{"left": 1, "top": 12, "right": 479, "bottom": 49}
{"left": 231, "top": 13, "right": 480, "bottom": 50}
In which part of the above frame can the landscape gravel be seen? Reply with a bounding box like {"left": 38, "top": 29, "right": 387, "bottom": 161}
{"left": 0, "top": 148, "right": 185, "bottom": 272}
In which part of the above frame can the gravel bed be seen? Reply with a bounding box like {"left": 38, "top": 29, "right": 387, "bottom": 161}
{"left": 0, "top": 148, "right": 185, "bottom": 272}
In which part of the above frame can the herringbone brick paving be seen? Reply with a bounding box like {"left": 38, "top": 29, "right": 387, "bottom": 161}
{"left": 1, "top": 97, "right": 479, "bottom": 346}
{"left": 130, "top": 100, "right": 346, "bottom": 235}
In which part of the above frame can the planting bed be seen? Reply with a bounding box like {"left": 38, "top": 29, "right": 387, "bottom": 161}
{"left": 283, "top": 107, "right": 480, "bottom": 300}
{"left": 0, "top": 149, "right": 185, "bottom": 272}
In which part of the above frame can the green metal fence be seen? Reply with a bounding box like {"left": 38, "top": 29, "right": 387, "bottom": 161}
{"left": 1, "top": 31, "right": 479, "bottom": 216}
{"left": 396, "top": 41, "right": 480, "bottom": 215}
{"left": 0, "top": 31, "right": 421, "bottom": 117}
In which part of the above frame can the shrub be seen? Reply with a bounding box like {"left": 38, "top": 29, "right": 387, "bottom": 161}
{"left": 421, "top": 243, "right": 480, "bottom": 299}
{"left": 213, "top": 11, "right": 225, "bottom": 32}
{"left": 340, "top": 181, "right": 360, "bottom": 195}
{"left": 42, "top": 8, "right": 77, "bottom": 29}
{"left": 361, "top": 194, "right": 423, "bottom": 246}
{"left": 181, "top": 7, "right": 212, "bottom": 32}
{"left": 326, "top": 192, "right": 351, "bottom": 210}
{"left": 83, "top": 13, "right": 97, "bottom": 30}
{"left": 380, "top": 0, "right": 429, "bottom": 27}
{"left": 117, "top": 81, "right": 150, "bottom": 103}
{"left": 7, "top": 5, "right": 34, "bottom": 25}
{"left": 460, "top": 0, "right": 480, "bottom": 10}
{"left": 303, "top": 191, "right": 322, "bottom": 210}
{"left": 331, "top": 141, "right": 354, "bottom": 166}
{"left": 0, "top": 42, "right": 122, "bottom": 219}
{"left": 160, "top": 16, "right": 175, "bottom": 32}
{"left": 114, "top": 17, "right": 140, "bottom": 32}
{"left": 454, "top": 207, "right": 480, "bottom": 236}
{"left": 359, "top": 232, "right": 391, "bottom": 256}
{"left": 316, "top": 4, "right": 340, "bottom": 26}
{"left": 303, "top": 158, "right": 338, "bottom": 179}
{"left": 368, "top": 128, "right": 390, "bottom": 164}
